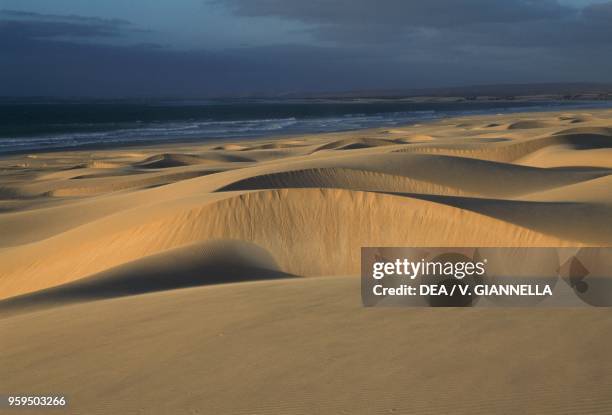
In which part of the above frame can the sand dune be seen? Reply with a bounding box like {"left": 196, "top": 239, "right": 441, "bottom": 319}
{"left": 2, "top": 109, "right": 612, "bottom": 298}
{"left": 523, "top": 175, "right": 612, "bottom": 203}
{"left": 135, "top": 151, "right": 254, "bottom": 168}
{"left": 396, "top": 133, "right": 612, "bottom": 163}
{"left": 0, "top": 188, "right": 571, "bottom": 300}
{"left": 313, "top": 137, "right": 398, "bottom": 151}
{"left": 212, "top": 143, "right": 249, "bottom": 151}
{"left": 3, "top": 277, "right": 612, "bottom": 415}
{"left": 218, "top": 153, "right": 610, "bottom": 198}
{"left": 404, "top": 193, "right": 612, "bottom": 244}
{"left": 243, "top": 140, "right": 310, "bottom": 150}
{"left": 48, "top": 169, "right": 218, "bottom": 197}
{"left": 558, "top": 113, "right": 593, "bottom": 123}
{"left": 2, "top": 109, "right": 612, "bottom": 414}
{"left": 0, "top": 239, "right": 292, "bottom": 317}
{"left": 517, "top": 145, "right": 612, "bottom": 169}
{"left": 507, "top": 120, "right": 552, "bottom": 129}
{"left": 218, "top": 166, "right": 474, "bottom": 196}
{"left": 553, "top": 126, "right": 612, "bottom": 136}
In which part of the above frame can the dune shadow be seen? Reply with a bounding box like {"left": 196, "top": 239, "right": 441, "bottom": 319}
{"left": 556, "top": 133, "right": 612, "bottom": 150}
{"left": 134, "top": 152, "right": 254, "bottom": 169}
{"left": 386, "top": 191, "right": 612, "bottom": 244}
{"left": 0, "top": 240, "right": 295, "bottom": 318}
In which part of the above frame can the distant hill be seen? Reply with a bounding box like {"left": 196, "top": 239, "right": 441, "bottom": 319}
{"left": 3, "top": 83, "right": 612, "bottom": 102}
{"left": 278, "top": 83, "right": 612, "bottom": 101}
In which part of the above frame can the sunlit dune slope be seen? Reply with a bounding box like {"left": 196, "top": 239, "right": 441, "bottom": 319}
{"left": 1, "top": 110, "right": 612, "bottom": 303}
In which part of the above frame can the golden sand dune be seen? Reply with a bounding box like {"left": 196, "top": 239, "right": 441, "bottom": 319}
{"left": 395, "top": 133, "right": 435, "bottom": 142}
{"left": 6, "top": 151, "right": 593, "bottom": 246}
{"left": 243, "top": 140, "right": 310, "bottom": 150}
{"left": 506, "top": 120, "right": 552, "bottom": 129}
{"left": 212, "top": 143, "right": 249, "bottom": 151}
{"left": 558, "top": 113, "right": 593, "bottom": 123}
{"left": 0, "top": 239, "right": 292, "bottom": 317}
{"left": 0, "top": 188, "right": 570, "bottom": 300}
{"left": 2, "top": 109, "right": 612, "bottom": 414}
{"left": 48, "top": 169, "right": 218, "bottom": 197}
{"left": 232, "top": 147, "right": 313, "bottom": 162}
{"left": 1, "top": 110, "right": 612, "bottom": 299}
{"left": 0, "top": 188, "right": 173, "bottom": 247}
{"left": 517, "top": 145, "right": 612, "bottom": 169}
{"left": 135, "top": 151, "right": 255, "bottom": 168}
{"left": 403, "top": 194, "right": 612, "bottom": 244}
{"left": 218, "top": 166, "right": 474, "bottom": 196}
{"left": 524, "top": 174, "right": 612, "bottom": 203}
{"left": 553, "top": 126, "right": 612, "bottom": 136}
{"left": 218, "top": 153, "right": 609, "bottom": 198}
{"left": 313, "top": 137, "right": 399, "bottom": 151}
{"left": 3, "top": 277, "right": 612, "bottom": 414}
{"left": 395, "top": 132, "right": 612, "bottom": 163}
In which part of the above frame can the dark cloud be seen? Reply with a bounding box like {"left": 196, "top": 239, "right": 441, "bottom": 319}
{"left": 219, "top": 0, "right": 612, "bottom": 49}
{"left": 0, "top": 9, "right": 130, "bottom": 25}
{"left": 0, "top": 9, "right": 135, "bottom": 41}
{"left": 1, "top": 9, "right": 432, "bottom": 97}
{"left": 220, "top": 0, "right": 574, "bottom": 44}
{"left": 0, "top": 30, "right": 423, "bottom": 97}
{"left": 222, "top": 0, "right": 569, "bottom": 28}
{"left": 1, "top": 3, "right": 612, "bottom": 97}
{"left": 216, "top": 0, "right": 612, "bottom": 86}
{"left": 582, "top": 1, "right": 612, "bottom": 21}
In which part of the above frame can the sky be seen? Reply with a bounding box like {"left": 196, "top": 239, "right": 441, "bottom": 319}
{"left": 1, "top": 0, "right": 611, "bottom": 97}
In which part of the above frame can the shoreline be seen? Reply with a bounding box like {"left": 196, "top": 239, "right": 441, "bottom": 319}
{"left": 3, "top": 100, "right": 612, "bottom": 158}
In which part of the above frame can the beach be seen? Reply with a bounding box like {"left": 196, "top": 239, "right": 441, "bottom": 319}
{"left": 2, "top": 109, "right": 612, "bottom": 414}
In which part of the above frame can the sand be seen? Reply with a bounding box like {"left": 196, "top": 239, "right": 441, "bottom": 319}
{"left": 1, "top": 109, "right": 612, "bottom": 414}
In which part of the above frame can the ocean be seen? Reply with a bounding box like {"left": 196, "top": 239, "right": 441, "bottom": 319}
{"left": 2, "top": 98, "right": 611, "bottom": 154}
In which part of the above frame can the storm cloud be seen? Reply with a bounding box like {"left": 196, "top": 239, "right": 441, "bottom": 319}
{"left": 0, "top": 10, "right": 136, "bottom": 42}
{"left": 222, "top": 0, "right": 570, "bottom": 31}
{"left": 221, "top": 0, "right": 612, "bottom": 46}
{"left": 1, "top": 1, "right": 612, "bottom": 98}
